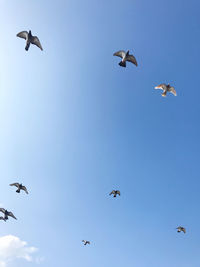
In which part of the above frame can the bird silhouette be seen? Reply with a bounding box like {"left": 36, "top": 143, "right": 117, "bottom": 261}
{"left": 176, "top": 226, "right": 186, "bottom": 233}
{"left": 113, "top": 50, "right": 137, "bottom": 67}
{"left": 0, "top": 208, "right": 17, "bottom": 220}
{"left": 82, "top": 240, "right": 90, "bottom": 245}
{"left": 109, "top": 190, "right": 120, "bottom": 197}
{"left": 10, "top": 183, "right": 28, "bottom": 194}
{"left": 16, "top": 30, "right": 43, "bottom": 51}
{"left": 155, "top": 83, "right": 177, "bottom": 97}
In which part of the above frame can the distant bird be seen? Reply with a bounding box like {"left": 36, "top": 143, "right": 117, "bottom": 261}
{"left": 176, "top": 226, "right": 186, "bottom": 233}
{"left": 109, "top": 190, "right": 120, "bottom": 197}
{"left": 82, "top": 240, "right": 90, "bottom": 246}
{"left": 16, "top": 30, "right": 43, "bottom": 51}
{"left": 0, "top": 216, "right": 6, "bottom": 222}
{"left": 0, "top": 208, "right": 17, "bottom": 220}
{"left": 113, "top": 50, "right": 138, "bottom": 67}
{"left": 155, "top": 83, "right": 177, "bottom": 97}
{"left": 10, "top": 183, "right": 28, "bottom": 194}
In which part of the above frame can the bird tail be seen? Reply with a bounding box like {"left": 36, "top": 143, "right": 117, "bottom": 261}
{"left": 162, "top": 91, "right": 167, "bottom": 97}
{"left": 119, "top": 61, "right": 126, "bottom": 67}
{"left": 25, "top": 42, "right": 30, "bottom": 51}
{"left": 16, "top": 189, "right": 20, "bottom": 193}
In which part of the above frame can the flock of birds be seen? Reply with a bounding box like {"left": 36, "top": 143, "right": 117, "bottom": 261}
{"left": 0, "top": 29, "right": 183, "bottom": 249}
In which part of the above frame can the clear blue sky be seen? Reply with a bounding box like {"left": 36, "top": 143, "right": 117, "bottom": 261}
{"left": 0, "top": 0, "right": 200, "bottom": 266}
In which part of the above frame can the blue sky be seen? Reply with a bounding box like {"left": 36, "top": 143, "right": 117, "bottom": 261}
{"left": 0, "top": 0, "right": 200, "bottom": 266}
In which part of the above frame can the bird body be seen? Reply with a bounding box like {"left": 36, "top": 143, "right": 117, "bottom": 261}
{"left": 155, "top": 83, "right": 177, "bottom": 97}
{"left": 17, "top": 30, "right": 43, "bottom": 51}
{"left": 0, "top": 208, "right": 17, "bottom": 220}
{"left": 176, "top": 226, "right": 186, "bottom": 233}
{"left": 82, "top": 240, "right": 90, "bottom": 245}
{"left": 113, "top": 50, "right": 138, "bottom": 67}
{"left": 10, "top": 183, "right": 28, "bottom": 194}
{"left": 109, "top": 190, "right": 120, "bottom": 197}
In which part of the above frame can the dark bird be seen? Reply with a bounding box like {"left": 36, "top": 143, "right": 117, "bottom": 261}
{"left": 109, "top": 190, "right": 120, "bottom": 197}
{"left": 113, "top": 50, "right": 138, "bottom": 67}
{"left": 155, "top": 83, "right": 177, "bottom": 97}
{"left": 10, "top": 183, "right": 28, "bottom": 194}
{"left": 16, "top": 30, "right": 43, "bottom": 51}
{"left": 176, "top": 226, "right": 186, "bottom": 233}
{"left": 0, "top": 216, "right": 7, "bottom": 222}
{"left": 82, "top": 240, "right": 90, "bottom": 246}
{"left": 0, "top": 208, "right": 17, "bottom": 220}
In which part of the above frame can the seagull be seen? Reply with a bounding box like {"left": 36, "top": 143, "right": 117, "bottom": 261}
{"left": 10, "top": 183, "right": 28, "bottom": 194}
{"left": 113, "top": 50, "right": 138, "bottom": 67}
{"left": 109, "top": 190, "right": 120, "bottom": 198}
{"left": 0, "top": 216, "right": 7, "bottom": 222}
{"left": 0, "top": 208, "right": 17, "bottom": 220}
{"left": 155, "top": 83, "right": 177, "bottom": 97}
{"left": 16, "top": 30, "right": 43, "bottom": 51}
{"left": 82, "top": 240, "right": 90, "bottom": 246}
{"left": 176, "top": 226, "right": 186, "bottom": 233}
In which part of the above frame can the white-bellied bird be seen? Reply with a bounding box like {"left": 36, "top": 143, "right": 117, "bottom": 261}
{"left": 155, "top": 83, "right": 177, "bottom": 97}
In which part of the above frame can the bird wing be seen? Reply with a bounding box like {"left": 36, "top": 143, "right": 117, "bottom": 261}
{"left": 0, "top": 216, "right": 6, "bottom": 221}
{"left": 155, "top": 84, "right": 167, "bottom": 91}
{"left": 109, "top": 190, "right": 115, "bottom": 195}
{"left": 10, "top": 183, "right": 19, "bottom": 188}
{"left": 7, "top": 212, "right": 17, "bottom": 220}
{"left": 113, "top": 50, "right": 126, "bottom": 58}
{"left": 169, "top": 86, "right": 177, "bottom": 96}
{"left": 87, "top": 241, "right": 90, "bottom": 244}
{"left": 126, "top": 55, "right": 138, "bottom": 66}
{"left": 21, "top": 186, "right": 28, "bottom": 194}
{"left": 0, "top": 208, "right": 6, "bottom": 214}
{"left": 182, "top": 228, "right": 186, "bottom": 233}
{"left": 116, "top": 190, "right": 120, "bottom": 195}
{"left": 16, "top": 31, "right": 28, "bottom": 40}
{"left": 31, "top": 36, "right": 43, "bottom": 50}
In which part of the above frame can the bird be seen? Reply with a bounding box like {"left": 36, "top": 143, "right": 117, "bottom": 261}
{"left": 113, "top": 50, "right": 138, "bottom": 67}
{"left": 0, "top": 216, "right": 7, "bottom": 222}
{"left": 16, "top": 30, "right": 43, "bottom": 51}
{"left": 10, "top": 183, "right": 28, "bottom": 194}
{"left": 154, "top": 83, "right": 177, "bottom": 97}
{"left": 82, "top": 240, "right": 90, "bottom": 246}
{"left": 176, "top": 226, "right": 186, "bottom": 233}
{"left": 0, "top": 208, "right": 17, "bottom": 220}
{"left": 109, "top": 190, "right": 120, "bottom": 197}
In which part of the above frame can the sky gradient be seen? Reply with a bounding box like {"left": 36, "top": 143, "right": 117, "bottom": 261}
{"left": 0, "top": 0, "right": 200, "bottom": 266}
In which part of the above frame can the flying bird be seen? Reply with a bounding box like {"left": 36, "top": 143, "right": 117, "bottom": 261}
{"left": 0, "top": 208, "right": 17, "bottom": 220}
{"left": 109, "top": 190, "right": 120, "bottom": 197}
{"left": 155, "top": 83, "right": 177, "bottom": 97}
{"left": 10, "top": 183, "right": 28, "bottom": 194}
{"left": 16, "top": 30, "right": 43, "bottom": 51}
{"left": 176, "top": 226, "right": 186, "bottom": 233}
{"left": 82, "top": 240, "right": 90, "bottom": 246}
{"left": 113, "top": 50, "right": 138, "bottom": 67}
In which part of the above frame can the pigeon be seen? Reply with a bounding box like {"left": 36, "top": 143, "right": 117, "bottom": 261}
{"left": 0, "top": 208, "right": 17, "bottom": 220}
{"left": 16, "top": 30, "right": 43, "bottom": 51}
{"left": 10, "top": 183, "right": 28, "bottom": 194}
{"left": 82, "top": 240, "right": 90, "bottom": 246}
{"left": 155, "top": 83, "right": 177, "bottom": 97}
{"left": 176, "top": 226, "right": 186, "bottom": 233}
{"left": 113, "top": 50, "right": 138, "bottom": 67}
{"left": 0, "top": 216, "right": 7, "bottom": 222}
{"left": 109, "top": 190, "right": 120, "bottom": 197}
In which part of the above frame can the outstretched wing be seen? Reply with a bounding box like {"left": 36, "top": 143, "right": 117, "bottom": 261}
{"left": 31, "top": 36, "right": 43, "bottom": 50}
{"left": 21, "top": 186, "right": 28, "bottom": 194}
{"left": 7, "top": 212, "right": 17, "bottom": 220}
{"left": 182, "top": 228, "right": 186, "bottom": 233}
{"left": 87, "top": 241, "right": 90, "bottom": 245}
{"left": 0, "top": 208, "right": 6, "bottom": 214}
{"left": 155, "top": 83, "right": 167, "bottom": 91}
{"left": 113, "top": 50, "right": 126, "bottom": 58}
{"left": 16, "top": 31, "right": 28, "bottom": 40}
{"left": 116, "top": 190, "right": 120, "bottom": 196}
{"left": 169, "top": 86, "right": 177, "bottom": 96}
{"left": 126, "top": 55, "right": 138, "bottom": 66}
{"left": 109, "top": 190, "right": 115, "bottom": 195}
{"left": 10, "top": 183, "right": 19, "bottom": 188}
